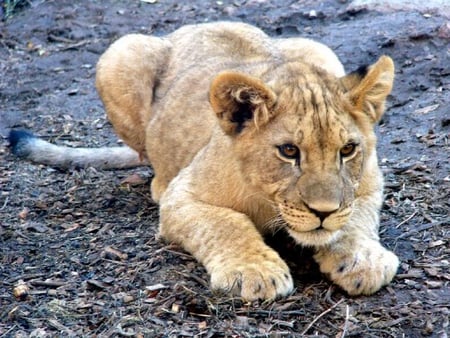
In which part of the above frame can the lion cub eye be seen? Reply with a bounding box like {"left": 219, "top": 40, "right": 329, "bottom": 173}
{"left": 340, "top": 143, "right": 358, "bottom": 158}
{"left": 278, "top": 144, "right": 300, "bottom": 160}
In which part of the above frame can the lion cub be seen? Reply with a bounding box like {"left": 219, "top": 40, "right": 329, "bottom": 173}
{"left": 10, "top": 22, "right": 399, "bottom": 300}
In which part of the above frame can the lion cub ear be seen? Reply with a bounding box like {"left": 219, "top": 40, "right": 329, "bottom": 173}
{"left": 209, "top": 72, "right": 277, "bottom": 135}
{"left": 341, "top": 55, "right": 394, "bottom": 123}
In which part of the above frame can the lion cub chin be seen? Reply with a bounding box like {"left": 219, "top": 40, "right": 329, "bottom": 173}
{"left": 11, "top": 22, "right": 400, "bottom": 301}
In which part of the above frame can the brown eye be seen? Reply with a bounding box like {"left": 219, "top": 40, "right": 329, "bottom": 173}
{"left": 340, "top": 143, "right": 357, "bottom": 157}
{"left": 278, "top": 144, "right": 299, "bottom": 160}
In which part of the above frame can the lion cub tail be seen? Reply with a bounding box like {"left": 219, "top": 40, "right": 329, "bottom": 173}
{"left": 8, "top": 129, "right": 147, "bottom": 170}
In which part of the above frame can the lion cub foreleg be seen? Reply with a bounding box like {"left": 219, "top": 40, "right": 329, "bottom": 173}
{"left": 159, "top": 175, "right": 293, "bottom": 301}
{"left": 314, "top": 193, "right": 399, "bottom": 295}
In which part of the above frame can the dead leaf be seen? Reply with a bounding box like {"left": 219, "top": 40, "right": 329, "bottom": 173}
{"left": 120, "top": 173, "right": 147, "bottom": 186}
{"left": 424, "top": 267, "right": 439, "bottom": 277}
{"left": 438, "top": 22, "right": 450, "bottom": 39}
{"left": 428, "top": 240, "right": 445, "bottom": 248}
{"left": 414, "top": 104, "right": 439, "bottom": 115}
{"left": 425, "top": 280, "right": 443, "bottom": 288}
{"left": 123, "top": 295, "right": 135, "bottom": 303}
{"left": 63, "top": 223, "right": 80, "bottom": 232}
{"left": 18, "top": 207, "right": 29, "bottom": 220}
{"left": 86, "top": 279, "right": 108, "bottom": 290}
{"left": 102, "top": 246, "right": 128, "bottom": 261}
{"left": 145, "top": 283, "right": 168, "bottom": 291}
{"left": 23, "top": 222, "right": 50, "bottom": 233}
{"left": 171, "top": 303, "right": 180, "bottom": 313}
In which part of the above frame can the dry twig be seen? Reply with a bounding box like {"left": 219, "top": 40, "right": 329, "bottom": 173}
{"left": 301, "top": 299, "right": 345, "bottom": 335}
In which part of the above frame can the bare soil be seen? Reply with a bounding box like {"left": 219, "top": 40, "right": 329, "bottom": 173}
{"left": 0, "top": 1, "right": 449, "bottom": 337}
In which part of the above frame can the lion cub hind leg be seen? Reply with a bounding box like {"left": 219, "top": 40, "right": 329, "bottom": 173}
{"left": 159, "top": 182, "right": 293, "bottom": 301}
{"left": 96, "top": 34, "right": 172, "bottom": 158}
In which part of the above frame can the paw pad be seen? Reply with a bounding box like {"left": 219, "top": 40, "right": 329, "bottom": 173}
{"left": 254, "top": 283, "right": 262, "bottom": 293}
{"left": 337, "top": 264, "right": 346, "bottom": 273}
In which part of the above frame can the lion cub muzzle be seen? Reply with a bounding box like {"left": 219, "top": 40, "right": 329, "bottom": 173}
{"left": 278, "top": 170, "right": 353, "bottom": 236}
{"left": 277, "top": 177, "right": 354, "bottom": 247}
{"left": 280, "top": 200, "right": 350, "bottom": 231}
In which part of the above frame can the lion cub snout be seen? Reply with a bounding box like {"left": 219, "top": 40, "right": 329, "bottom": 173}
{"left": 304, "top": 199, "right": 346, "bottom": 229}
{"left": 305, "top": 201, "right": 340, "bottom": 221}
{"left": 279, "top": 188, "right": 352, "bottom": 246}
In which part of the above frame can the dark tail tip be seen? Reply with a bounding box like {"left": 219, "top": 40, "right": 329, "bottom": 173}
{"left": 8, "top": 129, "right": 37, "bottom": 157}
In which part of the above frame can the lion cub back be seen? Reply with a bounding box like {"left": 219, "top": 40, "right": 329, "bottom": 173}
{"left": 163, "top": 22, "right": 344, "bottom": 79}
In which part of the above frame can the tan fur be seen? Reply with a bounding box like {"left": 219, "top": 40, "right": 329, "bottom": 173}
{"left": 95, "top": 22, "right": 399, "bottom": 300}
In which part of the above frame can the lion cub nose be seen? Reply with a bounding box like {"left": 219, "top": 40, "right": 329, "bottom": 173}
{"left": 306, "top": 202, "right": 340, "bottom": 222}
{"left": 310, "top": 209, "right": 334, "bottom": 222}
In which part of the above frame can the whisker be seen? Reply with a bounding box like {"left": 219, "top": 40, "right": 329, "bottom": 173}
{"left": 241, "top": 191, "right": 277, "bottom": 207}
{"left": 263, "top": 213, "right": 287, "bottom": 234}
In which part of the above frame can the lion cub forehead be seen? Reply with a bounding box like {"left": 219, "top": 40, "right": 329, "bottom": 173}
{"left": 275, "top": 87, "right": 358, "bottom": 146}
{"left": 278, "top": 113, "right": 356, "bottom": 145}
{"left": 274, "top": 73, "right": 345, "bottom": 114}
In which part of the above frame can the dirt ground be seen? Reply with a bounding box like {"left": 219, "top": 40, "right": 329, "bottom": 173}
{"left": 0, "top": 0, "right": 449, "bottom": 337}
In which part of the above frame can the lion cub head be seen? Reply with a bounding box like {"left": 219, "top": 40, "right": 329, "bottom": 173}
{"left": 209, "top": 56, "right": 394, "bottom": 246}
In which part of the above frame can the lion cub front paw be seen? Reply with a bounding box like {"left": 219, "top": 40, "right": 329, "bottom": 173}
{"left": 209, "top": 257, "right": 293, "bottom": 301}
{"left": 315, "top": 240, "right": 399, "bottom": 295}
